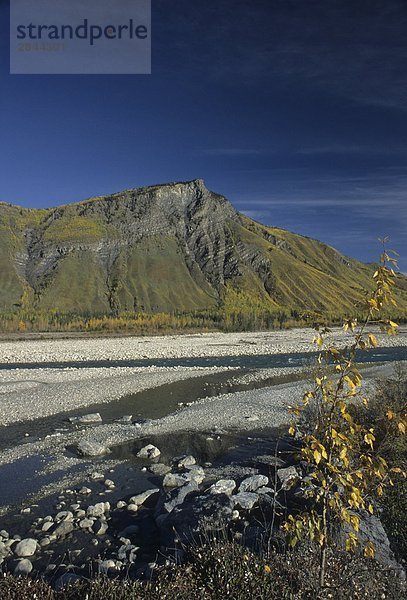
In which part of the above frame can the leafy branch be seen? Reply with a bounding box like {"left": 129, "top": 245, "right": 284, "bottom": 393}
{"left": 283, "top": 241, "right": 406, "bottom": 588}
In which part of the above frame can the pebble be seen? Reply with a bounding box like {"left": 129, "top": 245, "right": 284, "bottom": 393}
{"left": 89, "top": 472, "right": 104, "bottom": 480}
{"left": 79, "top": 518, "right": 94, "bottom": 529}
{"left": 93, "top": 520, "right": 108, "bottom": 536}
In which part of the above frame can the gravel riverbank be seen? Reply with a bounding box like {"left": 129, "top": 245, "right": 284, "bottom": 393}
{"left": 0, "top": 328, "right": 406, "bottom": 364}
{"left": 0, "top": 366, "right": 236, "bottom": 427}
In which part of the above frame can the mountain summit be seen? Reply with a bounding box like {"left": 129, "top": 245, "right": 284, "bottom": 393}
{"left": 1, "top": 180, "right": 406, "bottom": 316}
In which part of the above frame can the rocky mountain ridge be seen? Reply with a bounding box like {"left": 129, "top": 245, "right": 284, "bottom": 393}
{"left": 1, "top": 179, "right": 406, "bottom": 316}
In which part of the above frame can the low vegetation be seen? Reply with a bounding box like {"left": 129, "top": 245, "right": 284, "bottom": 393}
{"left": 0, "top": 542, "right": 404, "bottom": 599}
{"left": 1, "top": 305, "right": 406, "bottom": 335}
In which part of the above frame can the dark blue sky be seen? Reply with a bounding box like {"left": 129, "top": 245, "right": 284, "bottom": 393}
{"left": 1, "top": 1, "right": 406, "bottom": 270}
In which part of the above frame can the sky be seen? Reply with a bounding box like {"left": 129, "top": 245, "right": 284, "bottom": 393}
{"left": 0, "top": 0, "right": 406, "bottom": 271}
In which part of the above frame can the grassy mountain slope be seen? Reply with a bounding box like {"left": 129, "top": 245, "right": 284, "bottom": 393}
{"left": 0, "top": 180, "right": 406, "bottom": 320}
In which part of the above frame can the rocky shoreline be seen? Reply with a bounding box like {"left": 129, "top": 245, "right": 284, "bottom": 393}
{"left": 0, "top": 437, "right": 403, "bottom": 588}
{"left": 0, "top": 328, "right": 405, "bottom": 589}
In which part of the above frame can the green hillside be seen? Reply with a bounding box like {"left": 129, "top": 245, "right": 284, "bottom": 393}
{"left": 0, "top": 180, "right": 406, "bottom": 331}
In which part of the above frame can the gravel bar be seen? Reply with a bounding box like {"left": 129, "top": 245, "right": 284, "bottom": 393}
{"left": 0, "top": 328, "right": 406, "bottom": 364}
{"left": 0, "top": 366, "right": 235, "bottom": 427}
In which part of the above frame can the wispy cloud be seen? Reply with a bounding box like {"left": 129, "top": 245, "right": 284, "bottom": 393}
{"left": 232, "top": 170, "right": 407, "bottom": 238}
{"left": 296, "top": 144, "right": 407, "bottom": 157}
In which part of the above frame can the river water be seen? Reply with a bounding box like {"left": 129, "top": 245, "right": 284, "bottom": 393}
{"left": 0, "top": 345, "right": 405, "bottom": 370}
{"left": 0, "top": 346, "right": 405, "bottom": 514}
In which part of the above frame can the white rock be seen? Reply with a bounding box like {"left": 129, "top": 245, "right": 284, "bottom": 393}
{"left": 163, "top": 473, "right": 192, "bottom": 488}
{"left": 79, "top": 518, "right": 95, "bottom": 529}
{"left": 128, "top": 488, "right": 160, "bottom": 506}
{"left": 55, "top": 511, "right": 73, "bottom": 522}
{"left": 14, "top": 538, "right": 38, "bottom": 558}
{"left": 277, "top": 466, "right": 299, "bottom": 490}
{"left": 148, "top": 463, "right": 171, "bottom": 475}
{"left": 209, "top": 479, "right": 236, "bottom": 496}
{"left": 89, "top": 472, "right": 104, "bottom": 480}
{"left": 185, "top": 465, "right": 205, "bottom": 484}
{"left": 99, "top": 559, "right": 116, "bottom": 571}
{"left": 136, "top": 444, "right": 161, "bottom": 459}
{"left": 233, "top": 492, "right": 259, "bottom": 510}
{"left": 70, "top": 413, "right": 102, "bottom": 424}
{"left": 77, "top": 440, "right": 109, "bottom": 457}
{"left": 238, "top": 474, "right": 269, "bottom": 493}
{"left": 174, "top": 455, "right": 196, "bottom": 468}
{"left": 87, "top": 502, "right": 110, "bottom": 518}
{"left": 14, "top": 558, "right": 33, "bottom": 576}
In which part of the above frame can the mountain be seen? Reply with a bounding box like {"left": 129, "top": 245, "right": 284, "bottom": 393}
{"left": 0, "top": 179, "right": 406, "bottom": 317}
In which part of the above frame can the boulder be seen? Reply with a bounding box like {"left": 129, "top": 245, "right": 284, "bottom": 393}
{"left": 14, "top": 538, "right": 38, "bottom": 558}
{"left": 118, "top": 544, "right": 139, "bottom": 563}
{"left": 148, "top": 463, "right": 171, "bottom": 476}
{"left": 136, "top": 444, "right": 161, "bottom": 459}
{"left": 158, "top": 493, "right": 234, "bottom": 547}
{"left": 70, "top": 413, "right": 102, "bottom": 425}
{"left": 277, "top": 466, "right": 299, "bottom": 490}
{"left": 87, "top": 502, "right": 110, "bottom": 518}
{"left": 157, "top": 481, "right": 199, "bottom": 515}
{"left": 98, "top": 559, "right": 117, "bottom": 571}
{"left": 209, "top": 479, "right": 236, "bottom": 496}
{"left": 89, "top": 472, "right": 104, "bottom": 480}
{"left": 173, "top": 455, "right": 196, "bottom": 468}
{"left": 128, "top": 488, "right": 160, "bottom": 507}
{"left": 14, "top": 559, "right": 33, "bottom": 576}
{"left": 93, "top": 520, "right": 108, "bottom": 536}
{"left": 55, "top": 511, "right": 73, "bottom": 522}
{"left": 77, "top": 440, "right": 109, "bottom": 457}
{"left": 79, "top": 518, "right": 94, "bottom": 529}
{"left": 185, "top": 465, "right": 205, "bottom": 484}
{"left": 114, "top": 415, "right": 133, "bottom": 424}
{"left": 163, "top": 473, "right": 192, "bottom": 488}
{"left": 232, "top": 492, "right": 259, "bottom": 510}
{"left": 53, "top": 521, "right": 74, "bottom": 538}
{"left": 238, "top": 474, "right": 268, "bottom": 493}
{"left": 344, "top": 512, "right": 404, "bottom": 575}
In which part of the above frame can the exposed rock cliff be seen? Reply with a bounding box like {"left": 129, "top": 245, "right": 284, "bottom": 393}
{"left": 0, "top": 179, "right": 406, "bottom": 315}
